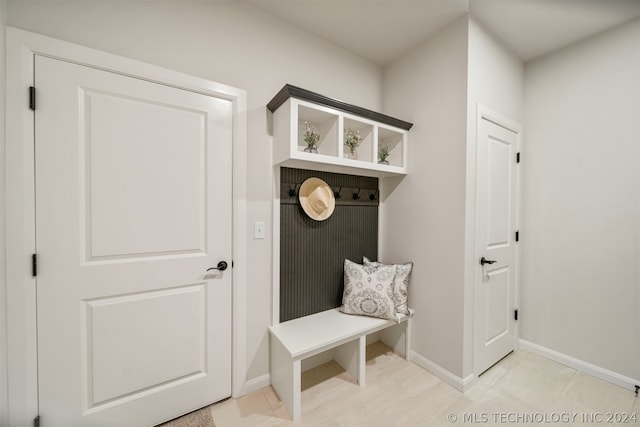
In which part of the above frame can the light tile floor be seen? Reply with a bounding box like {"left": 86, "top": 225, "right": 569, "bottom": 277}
{"left": 210, "top": 342, "right": 639, "bottom": 427}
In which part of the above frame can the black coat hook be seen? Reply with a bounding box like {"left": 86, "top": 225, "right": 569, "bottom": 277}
{"left": 353, "top": 188, "right": 361, "bottom": 200}
{"left": 369, "top": 189, "right": 379, "bottom": 201}
{"left": 334, "top": 187, "right": 343, "bottom": 199}
{"left": 288, "top": 183, "right": 300, "bottom": 197}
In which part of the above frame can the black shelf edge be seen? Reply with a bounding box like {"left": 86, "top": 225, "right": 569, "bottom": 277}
{"left": 267, "top": 84, "right": 413, "bottom": 131}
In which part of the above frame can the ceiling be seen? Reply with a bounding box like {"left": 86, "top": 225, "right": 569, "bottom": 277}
{"left": 244, "top": 0, "right": 640, "bottom": 65}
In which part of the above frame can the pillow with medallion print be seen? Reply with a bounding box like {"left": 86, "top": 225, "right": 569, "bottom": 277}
{"left": 340, "top": 259, "right": 398, "bottom": 322}
{"left": 363, "top": 256, "right": 413, "bottom": 316}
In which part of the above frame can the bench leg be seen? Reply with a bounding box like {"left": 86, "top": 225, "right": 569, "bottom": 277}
{"left": 270, "top": 337, "right": 301, "bottom": 420}
{"left": 405, "top": 317, "right": 413, "bottom": 361}
{"left": 334, "top": 336, "right": 366, "bottom": 387}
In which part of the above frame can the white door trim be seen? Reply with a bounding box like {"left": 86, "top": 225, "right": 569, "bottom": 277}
{"left": 472, "top": 103, "right": 522, "bottom": 377}
{"left": 4, "top": 27, "right": 248, "bottom": 426}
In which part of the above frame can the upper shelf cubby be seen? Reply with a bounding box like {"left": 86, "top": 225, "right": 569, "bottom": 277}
{"left": 268, "top": 84, "right": 412, "bottom": 178}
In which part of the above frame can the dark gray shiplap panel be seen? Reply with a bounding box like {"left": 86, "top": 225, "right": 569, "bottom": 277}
{"left": 280, "top": 168, "right": 378, "bottom": 322}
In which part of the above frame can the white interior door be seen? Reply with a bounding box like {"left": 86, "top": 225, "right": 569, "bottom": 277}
{"left": 35, "top": 55, "right": 233, "bottom": 426}
{"left": 474, "top": 113, "right": 519, "bottom": 375}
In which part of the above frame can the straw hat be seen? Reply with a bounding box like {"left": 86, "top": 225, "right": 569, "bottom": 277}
{"left": 299, "top": 177, "right": 335, "bottom": 221}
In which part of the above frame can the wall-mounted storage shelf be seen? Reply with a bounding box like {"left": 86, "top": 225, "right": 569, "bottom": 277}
{"left": 268, "top": 85, "right": 413, "bottom": 178}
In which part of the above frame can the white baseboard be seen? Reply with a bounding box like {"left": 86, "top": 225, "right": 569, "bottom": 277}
{"left": 410, "top": 351, "right": 476, "bottom": 392}
{"left": 239, "top": 373, "right": 271, "bottom": 396}
{"left": 519, "top": 339, "right": 639, "bottom": 392}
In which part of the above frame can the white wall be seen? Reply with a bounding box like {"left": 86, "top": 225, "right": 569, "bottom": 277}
{"left": 381, "top": 15, "right": 524, "bottom": 383}
{"left": 465, "top": 17, "right": 524, "bottom": 377}
{"left": 0, "top": 1, "right": 8, "bottom": 424}
{"left": 522, "top": 18, "right": 640, "bottom": 380}
{"left": 5, "top": 0, "right": 382, "bottom": 387}
{"left": 381, "top": 16, "right": 469, "bottom": 379}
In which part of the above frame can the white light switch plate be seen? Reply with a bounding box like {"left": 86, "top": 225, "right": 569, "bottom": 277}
{"left": 254, "top": 221, "right": 266, "bottom": 239}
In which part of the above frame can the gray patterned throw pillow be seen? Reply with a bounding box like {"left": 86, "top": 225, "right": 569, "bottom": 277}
{"left": 363, "top": 257, "right": 413, "bottom": 316}
{"left": 340, "top": 259, "right": 397, "bottom": 321}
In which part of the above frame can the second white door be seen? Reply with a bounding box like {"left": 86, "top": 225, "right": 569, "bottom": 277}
{"left": 35, "top": 55, "right": 233, "bottom": 426}
{"left": 474, "top": 112, "right": 520, "bottom": 375}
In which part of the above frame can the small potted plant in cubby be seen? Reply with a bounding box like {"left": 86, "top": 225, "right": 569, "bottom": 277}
{"left": 344, "top": 128, "right": 362, "bottom": 160}
{"left": 303, "top": 121, "right": 320, "bottom": 154}
{"left": 378, "top": 145, "right": 391, "bottom": 165}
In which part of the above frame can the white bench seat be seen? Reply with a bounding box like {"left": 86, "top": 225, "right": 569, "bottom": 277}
{"left": 268, "top": 308, "right": 413, "bottom": 420}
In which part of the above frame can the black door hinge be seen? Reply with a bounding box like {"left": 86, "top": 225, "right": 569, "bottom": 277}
{"left": 515, "top": 230, "right": 520, "bottom": 242}
{"left": 514, "top": 309, "right": 519, "bottom": 321}
{"left": 29, "top": 86, "right": 36, "bottom": 111}
{"left": 516, "top": 152, "right": 521, "bottom": 163}
{"left": 32, "top": 254, "right": 38, "bottom": 277}
{"left": 34, "top": 415, "right": 40, "bottom": 427}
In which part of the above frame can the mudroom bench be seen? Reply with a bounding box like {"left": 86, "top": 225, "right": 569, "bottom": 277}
{"left": 268, "top": 308, "right": 413, "bottom": 420}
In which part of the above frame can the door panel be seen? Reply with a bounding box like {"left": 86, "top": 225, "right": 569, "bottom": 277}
{"left": 86, "top": 285, "right": 206, "bottom": 406}
{"left": 475, "top": 115, "right": 519, "bottom": 375}
{"left": 485, "top": 267, "right": 510, "bottom": 343}
{"left": 487, "top": 136, "right": 512, "bottom": 247}
{"left": 86, "top": 90, "right": 207, "bottom": 259}
{"left": 35, "top": 55, "right": 232, "bottom": 425}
